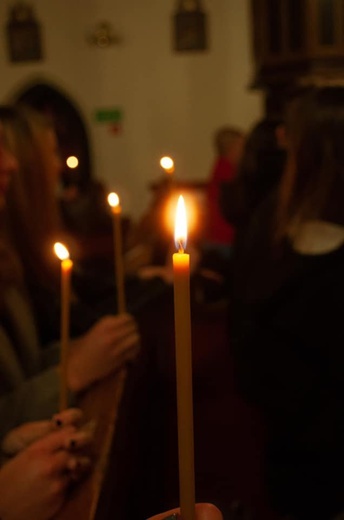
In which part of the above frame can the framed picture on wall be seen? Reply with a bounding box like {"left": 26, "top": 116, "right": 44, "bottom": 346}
{"left": 173, "top": 0, "right": 208, "bottom": 52}
{"left": 174, "top": 10, "right": 208, "bottom": 51}
{"left": 6, "top": 3, "right": 43, "bottom": 63}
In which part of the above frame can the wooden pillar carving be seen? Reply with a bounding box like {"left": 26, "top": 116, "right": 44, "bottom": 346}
{"left": 249, "top": 0, "right": 344, "bottom": 115}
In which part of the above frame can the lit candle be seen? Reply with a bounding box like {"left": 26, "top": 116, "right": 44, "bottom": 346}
{"left": 107, "top": 192, "right": 126, "bottom": 314}
{"left": 54, "top": 242, "right": 73, "bottom": 412}
{"left": 160, "top": 155, "right": 175, "bottom": 176}
{"left": 173, "top": 195, "right": 195, "bottom": 520}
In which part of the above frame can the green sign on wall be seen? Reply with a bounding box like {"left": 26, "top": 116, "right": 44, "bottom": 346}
{"left": 95, "top": 108, "right": 123, "bottom": 123}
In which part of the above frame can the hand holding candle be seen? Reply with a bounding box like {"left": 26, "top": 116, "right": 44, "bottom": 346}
{"left": 107, "top": 192, "right": 126, "bottom": 314}
{"left": 54, "top": 242, "right": 73, "bottom": 412}
{"left": 173, "top": 195, "right": 195, "bottom": 520}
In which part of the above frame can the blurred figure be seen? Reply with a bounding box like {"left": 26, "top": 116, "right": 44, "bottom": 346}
{"left": 232, "top": 86, "right": 344, "bottom": 519}
{"left": 0, "top": 104, "right": 161, "bottom": 330}
{"left": 220, "top": 118, "right": 287, "bottom": 297}
{"left": 220, "top": 118, "right": 286, "bottom": 235}
{"left": 205, "top": 126, "right": 245, "bottom": 258}
{"left": 198, "top": 127, "right": 244, "bottom": 294}
{"left": 0, "top": 108, "right": 140, "bottom": 437}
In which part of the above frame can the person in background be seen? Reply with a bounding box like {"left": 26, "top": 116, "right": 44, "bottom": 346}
{"left": 197, "top": 126, "right": 244, "bottom": 300}
{"left": 0, "top": 109, "right": 140, "bottom": 438}
{"left": 0, "top": 104, "right": 92, "bottom": 342}
{"left": 219, "top": 118, "right": 287, "bottom": 298}
{"left": 232, "top": 86, "right": 344, "bottom": 519}
{"left": 205, "top": 126, "right": 245, "bottom": 259}
{"left": 0, "top": 103, "right": 148, "bottom": 335}
{"left": 220, "top": 118, "right": 286, "bottom": 235}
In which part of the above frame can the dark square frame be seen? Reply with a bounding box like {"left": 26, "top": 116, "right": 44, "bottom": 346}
{"left": 6, "top": 21, "right": 43, "bottom": 63}
{"left": 174, "top": 11, "right": 208, "bottom": 52}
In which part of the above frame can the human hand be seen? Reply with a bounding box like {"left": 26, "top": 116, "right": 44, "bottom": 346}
{"left": 148, "top": 503, "right": 223, "bottom": 520}
{"left": 1, "top": 408, "right": 84, "bottom": 456}
{"left": 0, "top": 426, "right": 92, "bottom": 520}
{"left": 67, "top": 314, "right": 140, "bottom": 392}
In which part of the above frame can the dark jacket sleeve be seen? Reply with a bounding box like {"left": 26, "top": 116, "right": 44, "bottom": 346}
{"left": 0, "top": 342, "right": 77, "bottom": 442}
{"left": 0, "top": 366, "right": 60, "bottom": 441}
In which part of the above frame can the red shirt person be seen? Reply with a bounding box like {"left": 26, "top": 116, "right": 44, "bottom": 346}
{"left": 206, "top": 127, "right": 245, "bottom": 249}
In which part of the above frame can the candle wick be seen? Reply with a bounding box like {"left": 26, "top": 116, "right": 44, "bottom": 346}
{"left": 178, "top": 240, "right": 184, "bottom": 254}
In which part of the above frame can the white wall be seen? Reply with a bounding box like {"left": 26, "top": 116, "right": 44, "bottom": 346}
{"left": 0, "top": 0, "right": 262, "bottom": 219}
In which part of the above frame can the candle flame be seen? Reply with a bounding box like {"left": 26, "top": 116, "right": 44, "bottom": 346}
{"left": 174, "top": 195, "right": 187, "bottom": 252}
{"left": 66, "top": 156, "right": 79, "bottom": 169}
{"left": 160, "top": 156, "right": 174, "bottom": 173}
{"left": 107, "top": 192, "right": 120, "bottom": 208}
{"left": 54, "top": 242, "right": 70, "bottom": 261}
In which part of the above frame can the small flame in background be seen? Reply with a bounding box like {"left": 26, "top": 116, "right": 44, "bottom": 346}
{"left": 160, "top": 156, "right": 174, "bottom": 173}
{"left": 66, "top": 156, "right": 79, "bottom": 169}
{"left": 107, "top": 192, "right": 120, "bottom": 208}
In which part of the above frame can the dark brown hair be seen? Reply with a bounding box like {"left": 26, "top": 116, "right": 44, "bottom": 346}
{"left": 276, "top": 86, "right": 344, "bottom": 240}
{"left": 0, "top": 104, "right": 63, "bottom": 289}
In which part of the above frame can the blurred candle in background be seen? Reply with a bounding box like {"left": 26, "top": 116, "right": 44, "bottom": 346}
{"left": 172, "top": 195, "right": 195, "bottom": 520}
{"left": 54, "top": 242, "right": 73, "bottom": 412}
{"left": 107, "top": 192, "right": 126, "bottom": 313}
{"left": 160, "top": 155, "right": 175, "bottom": 176}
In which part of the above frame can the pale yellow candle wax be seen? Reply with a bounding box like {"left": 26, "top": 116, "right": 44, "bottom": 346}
{"left": 54, "top": 242, "right": 73, "bottom": 412}
{"left": 107, "top": 192, "right": 126, "bottom": 314}
{"left": 173, "top": 195, "right": 195, "bottom": 520}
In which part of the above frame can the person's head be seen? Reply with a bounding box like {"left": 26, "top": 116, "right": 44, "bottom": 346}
{"left": 0, "top": 104, "right": 62, "bottom": 191}
{"left": 277, "top": 86, "right": 344, "bottom": 238}
{"left": 0, "top": 124, "right": 22, "bottom": 289}
{"left": 0, "top": 121, "right": 18, "bottom": 209}
{"left": 214, "top": 126, "right": 245, "bottom": 165}
{"left": 37, "top": 118, "right": 63, "bottom": 184}
{"left": 0, "top": 104, "right": 63, "bottom": 286}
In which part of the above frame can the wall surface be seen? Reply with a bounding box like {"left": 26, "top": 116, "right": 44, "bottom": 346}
{"left": 0, "top": 0, "right": 262, "bottom": 218}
